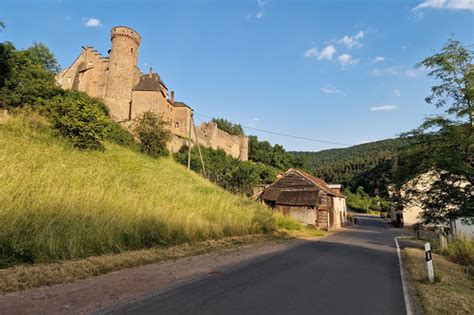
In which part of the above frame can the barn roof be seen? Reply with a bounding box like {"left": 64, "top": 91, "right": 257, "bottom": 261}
{"left": 262, "top": 189, "right": 319, "bottom": 206}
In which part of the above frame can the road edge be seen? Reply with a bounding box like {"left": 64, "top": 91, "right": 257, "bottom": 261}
{"left": 395, "top": 236, "right": 413, "bottom": 315}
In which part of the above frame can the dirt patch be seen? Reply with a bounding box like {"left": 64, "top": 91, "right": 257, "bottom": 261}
{"left": 0, "top": 236, "right": 308, "bottom": 314}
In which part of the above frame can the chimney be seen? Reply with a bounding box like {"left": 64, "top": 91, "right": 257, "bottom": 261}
{"left": 148, "top": 67, "right": 152, "bottom": 78}
{"left": 171, "top": 91, "right": 175, "bottom": 104}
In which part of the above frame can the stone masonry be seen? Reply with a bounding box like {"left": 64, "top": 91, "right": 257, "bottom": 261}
{"left": 56, "top": 26, "right": 248, "bottom": 160}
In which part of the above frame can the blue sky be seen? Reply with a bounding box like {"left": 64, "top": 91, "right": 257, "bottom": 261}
{"left": 1, "top": 0, "right": 473, "bottom": 151}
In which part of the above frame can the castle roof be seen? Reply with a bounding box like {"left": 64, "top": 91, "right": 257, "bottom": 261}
{"left": 173, "top": 101, "right": 192, "bottom": 109}
{"left": 133, "top": 73, "right": 165, "bottom": 92}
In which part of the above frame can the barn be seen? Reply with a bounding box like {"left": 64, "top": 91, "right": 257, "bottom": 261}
{"left": 261, "top": 169, "right": 346, "bottom": 230}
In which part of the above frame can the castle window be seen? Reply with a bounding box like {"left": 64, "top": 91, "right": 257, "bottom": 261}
{"left": 89, "top": 61, "right": 93, "bottom": 65}
{"left": 175, "top": 122, "right": 180, "bottom": 129}
{"left": 131, "top": 48, "right": 134, "bottom": 53}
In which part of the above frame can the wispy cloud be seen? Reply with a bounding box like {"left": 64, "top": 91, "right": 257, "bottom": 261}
{"left": 372, "top": 66, "right": 403, "bottom": 76}
{"left": 248, "top": 0, "right": 268, "bottom": 19}
{"left": 394, "top": 89, "right": 401, "bottom": 97}
{"left": 84, "top": 18, "right": 102, "bottom": 27}
{"left": 370, "top": 56, "right": 385, "bottom": 63}
{"left": 338, "top": 53, "right": 359, "bottom": 66}
{"left": 321, "top": 87, "right": 345, "bottom": 96}
{"left": 370, "top": 104, "right": 398, "bottom": 112}
{"left": 249, "top": 117, "right": 260, "bottom": 127}
{"left": 413, "top": 0, "right": 474, "bottom": 11}
{"left": 339, "top": 31, "right": 365, "bottom": 49}
{"left": 304, "top": 45, "right": 336, "bottom": 60}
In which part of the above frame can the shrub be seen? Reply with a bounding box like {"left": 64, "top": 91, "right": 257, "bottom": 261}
{"left": 275, "top": 212, "right": 302, "bottom": 230}
{"left": 133, "top": 111, "right": 172, "bottom": 158}
{"left": 442, "top": 235, "right": 474, "bottom": 266}
{"left": 106, "top": 122, "right": 137, "bottom": 150}
{"left": 43, "top": 91, "right": 110, "bottom": 150}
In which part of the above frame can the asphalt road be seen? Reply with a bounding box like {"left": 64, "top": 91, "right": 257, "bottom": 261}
{"left": 106, "top": 215, "right": 405, "bottom": 315}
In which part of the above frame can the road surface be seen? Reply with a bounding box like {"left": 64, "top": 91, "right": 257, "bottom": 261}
{"left": 104, "top": 215, "right": 405, "bottom": 315}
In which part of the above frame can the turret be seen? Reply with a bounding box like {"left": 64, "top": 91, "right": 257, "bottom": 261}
{"left": 105, "top": 26, "right": 141, "bottom": 121}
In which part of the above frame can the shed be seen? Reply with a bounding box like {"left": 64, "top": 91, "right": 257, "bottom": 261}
{"left": 262, "top": 169, "right": 346, "bottom": 230}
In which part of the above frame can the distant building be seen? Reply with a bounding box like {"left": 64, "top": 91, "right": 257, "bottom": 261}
{"left": 56, "top": 26, "right": 248, "bottom": 160}
{"left": 261, "top": 169, "right": 346, "bottom": 230}
{"left": 390, "top": 170, "right": 473, "bottom": 239}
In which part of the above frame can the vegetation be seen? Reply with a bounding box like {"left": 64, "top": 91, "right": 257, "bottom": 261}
{"left": 133, "top": 111, "right": 172, "bottom": 158}
{"left": 403, "top": 247, "right": 474, "bottom": 315}
{"left": 437, "top": 236, "right": 474, "bottom": 273}
{"left": 290, "top": 138, "right": 411, "bottom": 196}
{"left": 0, "top": 115, "right": 277, "bottom": 267}
{"left": 343, "top": 186, "right": 390, "bottom": 213}
{"left": 249, "top": 135, "right": 301, "bottom": 170}
{"left": 401, "top": 40, "right": 473, "bottom": 226}
{"left": 0, "top": 234, "right": 279, "bottom": 293}
{"left": 212, "top": 117, "right": 244, "bottom": 136}
{"left": 174, "top": 145, "right": 277, "bottom": 196}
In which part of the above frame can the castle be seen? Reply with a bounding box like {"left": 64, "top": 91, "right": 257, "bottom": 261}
{"left": 56, "top": 26, "right": 248, "bottom": 160}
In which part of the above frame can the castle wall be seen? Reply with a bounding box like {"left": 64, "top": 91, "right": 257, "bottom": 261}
{"left": 56, "top": 47, "right": 109, "bottom": 99}
{"left": 196, "top": 122, "right": 248, "bottom": 161}
{"left": 173, "top": 106, "right": 192, "bottom": 139}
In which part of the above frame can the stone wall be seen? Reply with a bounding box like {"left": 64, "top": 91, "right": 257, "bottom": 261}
{"left": 196, "top": 122, "right": 248, "bottom": 161}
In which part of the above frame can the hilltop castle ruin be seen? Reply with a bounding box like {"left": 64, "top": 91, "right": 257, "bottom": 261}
{"left": 56, "top": 26, "right": 248, "bottom": 160}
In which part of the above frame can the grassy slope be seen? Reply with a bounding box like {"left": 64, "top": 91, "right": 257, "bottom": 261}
{"left": 0, "top": 115, "right": 275, "bottom": 266}
{"left": 403, "top": 248, "right": 474, "bottom": 314}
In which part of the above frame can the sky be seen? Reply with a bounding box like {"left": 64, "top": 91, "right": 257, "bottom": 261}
{"left": 1, "top": 0, "right": 473, "bottom": 151}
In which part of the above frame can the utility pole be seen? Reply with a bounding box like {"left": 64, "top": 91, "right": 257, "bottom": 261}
{"left": 187, "top": 113, "right": 192, "bottom": 170}
{"left": 192, "top": 115, "right": 206, "bottom": 176}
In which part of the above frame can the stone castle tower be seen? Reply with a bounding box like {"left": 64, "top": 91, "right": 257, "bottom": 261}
{"left": 105, "top": 26, "right": 142, "bottom": 121}
{"left": 56, "top": 26, "right": 249, "bottom": 161}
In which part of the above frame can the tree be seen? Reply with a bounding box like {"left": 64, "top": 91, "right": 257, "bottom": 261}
{"left": 404, "top": 40, "right": 473, "bottom": 226}
{"left": 133, "top": 111, "right": 172, "bottom": 158}
{"left": 45, "top": 91, "right": 110, "bottom": 150}
{"left": 0, "top": 42, "right": 60, "bottom": 108}
{"left": 211, "top": 118, "right": 244, "bottom": 136}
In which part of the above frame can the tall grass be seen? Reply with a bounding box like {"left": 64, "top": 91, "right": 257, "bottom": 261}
{"left": 0, "top": 114, "right": 275, "bottom": 267}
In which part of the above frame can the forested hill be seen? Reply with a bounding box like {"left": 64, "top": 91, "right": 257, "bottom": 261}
{"left": 291, "top": 138, "right": 413, "bottom": 195}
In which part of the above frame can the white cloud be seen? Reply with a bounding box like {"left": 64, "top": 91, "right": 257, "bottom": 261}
{"left": 248, "top": 0, "right": 268, "bottom": 19}
{"left": 371, "top": 66, "right": 403, "bottom": 76}
{"left": 371, "top": 56, "right": 385, "bottom": 63}
{"left": 250, "top": 117, "right": 260, "bottom": 127}
{"left": 321, "top": 87, "right": 345, "bottom": 96}
{"left": 394, "top": 89, "right": 401, "bottom": 97}
{"left": 304, "top": 47, "right": 319, "bottom": 58}
{"left": 318, "top": 45, "right": 336, "bottom": 60}
{"left": 84, "top": 18, "right": 102, "bottom": 27}
{"left": 405, "top": 68, "right": 424, "bottom": 78}
{"left": 256, "top": 11, "right": 264, "bottom": 19}
{"left": 304, "top": 45, "right": 336, "bottom": 60}
{"left": 413, "top": 0, "right": 474, "bottom": 11}
{"left": 370, "top": 104, "right": 398, "bottom": 112}
{"left": 338, "top": 53, "right": 359, "bottom": 66}
{"left": 339, "top": 31, "right": 365, "bottom": 49}
{"left": 257, "top": 0, "right": 268, "bottom": 5}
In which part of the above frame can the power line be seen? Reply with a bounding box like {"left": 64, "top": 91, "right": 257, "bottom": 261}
{"left": 193, "top": 112, "right": 352, "bottom": 147}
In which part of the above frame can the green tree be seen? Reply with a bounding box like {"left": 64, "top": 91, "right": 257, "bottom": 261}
{"left": 211, "top": 117, "right": 244, "bottom": 136}
{"left": 134, "top": 111, "right": 172, "bottom": 158}
{"left": 404, "top": 39, "right": 473, "bottom": 226}
{"left": 0, "top": 42, "right": 60, "bottom": 108}
{"left": 45, "top": 91, "right": 110, "bottom": 150}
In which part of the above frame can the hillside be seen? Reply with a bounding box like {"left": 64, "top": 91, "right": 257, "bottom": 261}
{"left": 0, "top": 114, "right": 275, "bottom": 267}
{"left": 291, "top": 138, "right": 413, "bottom": 195}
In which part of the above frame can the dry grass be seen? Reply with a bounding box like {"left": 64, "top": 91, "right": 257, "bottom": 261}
{"left": 403, "top": 247, "right": 474, "bottom": 315}
{"left": 0, "top": 230, "right": 327, "bottom": 294}
{"left": 0, "top": 234, "right": 283, "bottom": 293}
{"left": 0, "top": 114, "right": 275, "bottom": 266}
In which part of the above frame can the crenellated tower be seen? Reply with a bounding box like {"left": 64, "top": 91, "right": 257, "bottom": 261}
{"left": 105, "top": 26, "right": 141, "bottom": 121}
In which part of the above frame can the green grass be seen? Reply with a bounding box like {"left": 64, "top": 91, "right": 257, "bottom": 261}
{"left": 0, "top": 114, "right": 276, "bottom": 267}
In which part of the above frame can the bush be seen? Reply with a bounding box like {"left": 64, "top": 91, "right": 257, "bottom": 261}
{"left": 43, "top": 91, "right": 110, "bottom": 150}
{"left": 133, "top": 111, "right": 172, "bottom": 158}
{"left": 442, "top": 236, "right": 474, "bottom": 266}
{"left": 275, "top": 212, "right": 302, "bottom": 230}
{"left": 106, "top": 122, "right": 137, "bottom": 150}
